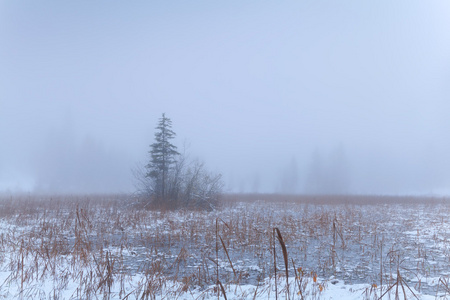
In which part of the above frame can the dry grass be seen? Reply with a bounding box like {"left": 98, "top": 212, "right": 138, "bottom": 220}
{"left": 0, "top": 193, "right": 449, "bottom": 299}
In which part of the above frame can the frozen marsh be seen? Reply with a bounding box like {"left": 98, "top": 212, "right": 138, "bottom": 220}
{"left": 0, "top": 194, "right": 449, "bottom": 299}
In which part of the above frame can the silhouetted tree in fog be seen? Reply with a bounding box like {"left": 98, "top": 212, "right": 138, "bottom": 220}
{"left": 146, "top": 113, "right": 180, "bottom": 204}
{"left": 280, "top": 157, "right": 299, "bottom": 194}
{"left": 305, "top": 149, "right": 323, "bottom": 194}
{"left": 135, "top": 113, "right": 223, "bottom": 210}
{"left": 326, "top": 144, "right": 350, "bottom": 194}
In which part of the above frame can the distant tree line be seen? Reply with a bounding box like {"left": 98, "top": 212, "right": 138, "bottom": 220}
{"left": 304, "top": 146, "right": 350, "bottom": 194}
{"left": 134, "top": 113, "right": 223, "bottom": 210}
{"left": 246, "top": 147, "right": 350, "bottom": 195}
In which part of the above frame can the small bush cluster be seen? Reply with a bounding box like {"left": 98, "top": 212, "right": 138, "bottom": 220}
{"left": 134, "top": 155, "right": 223, "bottom": 211}
{"left": 134, "top": 113, "right": 223, "bottom": 210}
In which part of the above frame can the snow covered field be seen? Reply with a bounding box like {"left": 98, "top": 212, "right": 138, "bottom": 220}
{"left": 0, "top": 194, "right": 449, "bottom": 299}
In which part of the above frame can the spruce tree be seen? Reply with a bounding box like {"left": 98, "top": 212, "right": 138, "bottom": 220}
{"left": 146, "top": 113, "right": 180, "bottom": 203}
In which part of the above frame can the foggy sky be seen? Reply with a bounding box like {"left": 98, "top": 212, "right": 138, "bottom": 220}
{"left": 1, "top": 1, "right": 450, "bottom": 195}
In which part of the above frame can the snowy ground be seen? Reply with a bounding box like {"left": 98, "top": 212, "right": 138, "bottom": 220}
{"left": 0, "top": 194, "right": 449, "bottom": 299}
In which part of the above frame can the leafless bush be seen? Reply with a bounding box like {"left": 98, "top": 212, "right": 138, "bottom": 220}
{"left": 133, "top": 154, "right": 223, "bottom": 210}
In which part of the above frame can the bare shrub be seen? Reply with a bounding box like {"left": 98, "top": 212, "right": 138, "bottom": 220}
{"left": 133, "top": 154, "right": 223, "bottom": 210}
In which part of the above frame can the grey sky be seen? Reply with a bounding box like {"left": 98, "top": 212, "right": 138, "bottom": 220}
{"left": 1, "top": 1, "right": 450, "bottom": 194}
